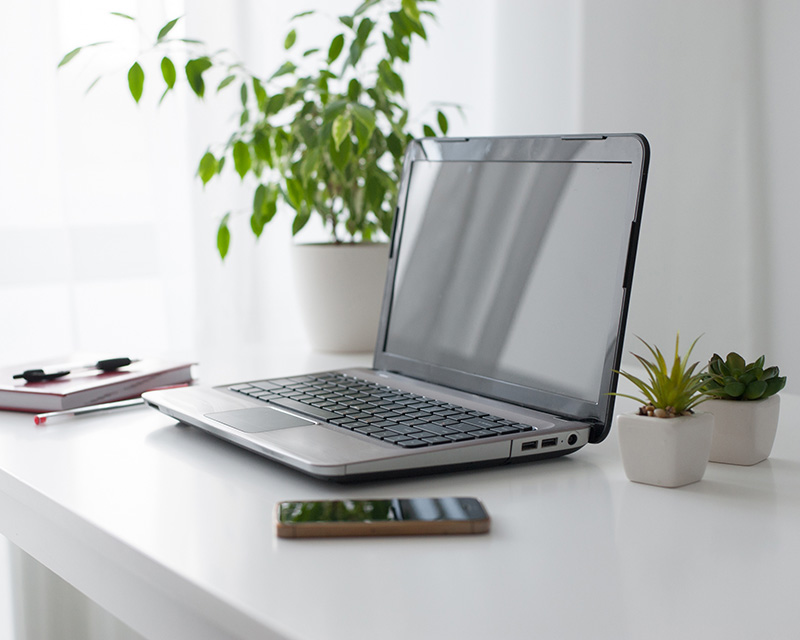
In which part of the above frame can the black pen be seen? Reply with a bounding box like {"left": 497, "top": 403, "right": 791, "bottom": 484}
{"left": 13, "top": 357, "right": 139, "bottom": 383}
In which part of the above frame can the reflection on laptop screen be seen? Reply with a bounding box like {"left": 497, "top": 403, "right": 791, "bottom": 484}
{"left": 384, "top": 160, "right": 633, "bottom": 404}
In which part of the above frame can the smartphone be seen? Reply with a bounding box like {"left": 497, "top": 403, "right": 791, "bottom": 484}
{"left": 275, "top": 497, "right": 490, "bottom": 538}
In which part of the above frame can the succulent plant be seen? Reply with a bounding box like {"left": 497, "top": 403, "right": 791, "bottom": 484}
{"left": 702, "top": 352, "right": 786, "bottom": 401}
{"left": 613, "top": 335, "right": 708, "bottom": 418}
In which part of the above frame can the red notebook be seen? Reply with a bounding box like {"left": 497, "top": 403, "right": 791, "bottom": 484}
{"left": 0, "top": 357, "right": 194, "bottom": 412}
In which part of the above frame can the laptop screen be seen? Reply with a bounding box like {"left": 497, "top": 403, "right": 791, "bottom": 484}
{"left": 376, "top": 136, "right": 648, "bottom": 427}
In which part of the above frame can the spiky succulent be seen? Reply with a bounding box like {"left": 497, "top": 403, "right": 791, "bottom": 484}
{"left": 613, "top": 335, "right": 708, "bottom": 418}
{"left": 702, "top": 352, "right": 786, "bottom": 401}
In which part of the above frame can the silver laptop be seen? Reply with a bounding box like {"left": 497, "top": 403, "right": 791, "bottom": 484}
{"left": 144, "top": 134, "right": 650, "bottom": 480}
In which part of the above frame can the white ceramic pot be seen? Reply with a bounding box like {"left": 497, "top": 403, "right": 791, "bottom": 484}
{"left": 616, "top": 412, "right": 714, "bottom": 488}
{"left": 292, "top": 242, "right": 389, "bottom": 353}
{"left": 702, "top": 395, "right": 780, "bottom": 466}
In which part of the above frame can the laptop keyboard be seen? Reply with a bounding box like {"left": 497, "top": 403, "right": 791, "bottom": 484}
{"left": 228, "top": 372, "right": 536, "bottom": 449}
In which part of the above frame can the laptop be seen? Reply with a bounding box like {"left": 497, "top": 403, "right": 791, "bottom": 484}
{"left": 144, "top": 134, "right": 650, "bottom": 480}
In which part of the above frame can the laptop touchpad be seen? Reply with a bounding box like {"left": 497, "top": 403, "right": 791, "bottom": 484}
{"left": 205, "top": 408, "right": 315, "bottom": 433}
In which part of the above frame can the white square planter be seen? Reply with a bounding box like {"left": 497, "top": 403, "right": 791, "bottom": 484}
{"left": 616, "top": 412, "right": 714, "bottom": 488}
{"left": 702, "top": 395, "right": 780, "bottom": 466}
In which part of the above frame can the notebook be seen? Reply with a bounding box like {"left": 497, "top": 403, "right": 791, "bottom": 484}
{"left": 144, "top": 134, "right": 650, "bottom": 480}
{"left": 0, "top": 357, "right": 193, "bottom": 412}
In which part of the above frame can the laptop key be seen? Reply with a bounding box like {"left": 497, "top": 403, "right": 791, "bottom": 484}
{"left": 418, "top": 423, "right": 456, "bottom": 436}
{"left": 422, "top": 436, "right": 451, "bottom": 445}
{"left": 386, "top": 424, "right": 425, "bottom": 435}
{"left": 249, "top": 381, "right": 282, "bottom": 391}
{"left": 354, "top": 426, "right": 383, "bottom": 434}
{"left": 445, "top": 433, "right": 476, "bottom": 442}
{"left": 490, "top": 425, "right": 522, "bottom": 434}
{"left": 397, "top": 439, "right": 429, "bottom": 448}
{"left": 338, "top": 421, "right": 368, "bottom": 430}
{"left": 468, "top": 429, "right": 497, "bottom": 438}
{"left": 268, "top": 397, "right": 340, "bottom": 420}
{"left": 463, "top": 417, "right": 500, "bottom": 429}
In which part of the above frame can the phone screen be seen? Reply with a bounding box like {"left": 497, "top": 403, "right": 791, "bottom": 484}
{"left": 278, "top": 497, "right": 487, "bottom": 524}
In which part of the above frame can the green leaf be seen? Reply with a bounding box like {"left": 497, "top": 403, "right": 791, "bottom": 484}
{"left": 355, "top": 0, "right": 381, "bottom": 15}
{"left": 292, "top": 209, "right": 311, "bottom": 235}
{"left": 402, "top": 0, "right": 421, "bottom": 22}
{"left": 329, "top": 135, "right": 351, "bottom": 171}
{"left": 253, "top": 129, "right": 273, "bottom": 164}
{"left": 765, "top": 376, "right": 786, "bottom": 397}
{"left": 198, "top": 152, "right": 218, "bottom": 185}
{"left": 284, "top": 29, "right": 297, "bottom": 50}
{"left": 85, "top": 76, "right": 102, "bottom": 95}
{"left": 386, "top": 132, "right": 404, "bottom": 159}
{"left": 265, "top": 93, "right": 285, "bottom": 115}
{"left": 339, "top": 16, "right": 355, "bottom": 29}
{"left": 332, "top": 112, "right": 352, "bottom": 150}
{"left": 185, "top": 57, "right": 212, "bottom": 97}
{"left": 744, "top": 380, "right": 767, "bottom": 400}
{"left": 161, "top": 57, "right": 176, "bottom": 88}
{"left": 347, "top": 78, "right": 361, "bottom": 102}
{"left": 723, "top": 380, "right": 746, "bottom": 398}
{"left": 291, "top": 10, "right": 314, "bottom": 20}
{"left": 356, "top": 17, "right": 375, "bottom": 44}
{"left": 216, "top": 74, "right": 235, "bottom": 91}
{"left": 328, "top": 34, "right": 345, "bottom": 64}
{"left": 254, "top": 184, "right": 267, "bottom": 214}
{"left": 378, "top": 59, "right": 403, "bottom": 93}
{"left": 437, "top": 110, "right": 448, "bottom": 135}
{"left": 762, "top": 366, "right": 780, "bottom": 380}
{"left": 270, "top": 61, "right": 297, "bottom": 80}
{"left": 352, "top": 103, "right": 376, "bottom": 126}
{"left": 110, "top": 11, "right": 135, "bottom": 20}
{"left": 252, "top": 77, "right": 267, "bottom": 110}
{"left": 58, "top": 47, "right": 82, "bottom": 68}
{"left": 250, "top": 212, "right": 265, "bottom": 238}
{"left": 217, "top": 215, "right": 231, "bottom": 260}
{"left": 127, "top": 62, "right": 144, "bottom": 103}
{"left": 232, "top": 141, "right": 251, "bottom": 179}
{"left": 345, "top": 40, "right": 364, "bottom": 68}
{"left": 726, "top": 352, "right": 746, "bottom": 375}
{"left": 302, "top": 48, "right": 320, "bottom": 57}
{"left": 286, "top": 178, "right": 305, "bottom": 210}
{"left": 157, "top": 17, "right": 181, "bottom": 41}
{"left": 422, "top": 124, "right": 436, "bottom": 137}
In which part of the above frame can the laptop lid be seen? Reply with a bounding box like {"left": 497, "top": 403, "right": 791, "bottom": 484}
{"left": 374, "top": 134, "right": 649, "bottom": 443}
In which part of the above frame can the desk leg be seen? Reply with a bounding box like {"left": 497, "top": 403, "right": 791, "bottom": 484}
{"left": 6, "top": 541, "right": 145, "bottom": 640}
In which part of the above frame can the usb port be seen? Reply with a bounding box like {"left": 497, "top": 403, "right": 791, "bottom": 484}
{"left": 521, "top": 440, "right": 538, "bottom": 451}
{"left": 541, "top": 437, "right": 558, "bottom": 448}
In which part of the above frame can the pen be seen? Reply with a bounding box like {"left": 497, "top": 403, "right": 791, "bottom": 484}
{"left": 14, "top": 357, "right": 139, "bottom": 383}
{"left": 34, "top": 398, "right": 145, "bottom": 425}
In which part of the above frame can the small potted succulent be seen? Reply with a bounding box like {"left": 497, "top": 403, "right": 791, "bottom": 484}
{"left": 701, "top": 353, "right": 786, "bottom": 465}
{"left": 613, "top": 335, "right": 714, "bottom": 487}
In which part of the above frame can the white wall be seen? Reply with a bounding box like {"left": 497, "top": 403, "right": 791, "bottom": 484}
{"left": 2, "top": 0, "right": 799, "bottom": 389}
{"left": 411, "top": 0, "right": 799, "bottom": 386}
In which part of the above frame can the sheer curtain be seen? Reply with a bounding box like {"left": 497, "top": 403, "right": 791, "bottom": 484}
{"left": 2, "top": 0, "right": 800, "bottom": 381}
{"left": 0, "top": 0, "right": 198, "bottom": 365}
{"left": 487, "top": 0, "right": 800, "bottom": 389}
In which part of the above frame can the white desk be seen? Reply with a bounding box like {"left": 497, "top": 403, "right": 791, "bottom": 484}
{"left": 1, "top": 351, "right": 799, "bottom": 640}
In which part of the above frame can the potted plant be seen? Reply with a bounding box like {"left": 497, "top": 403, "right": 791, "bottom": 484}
{"left": 700, "top": 353, "right": 786, "bottom": 465}
{"left": 59, "top": 1, "right": 450, "bottom": 352}
{"left": 613, "top": 335, "right": 714, "bottom": 487}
